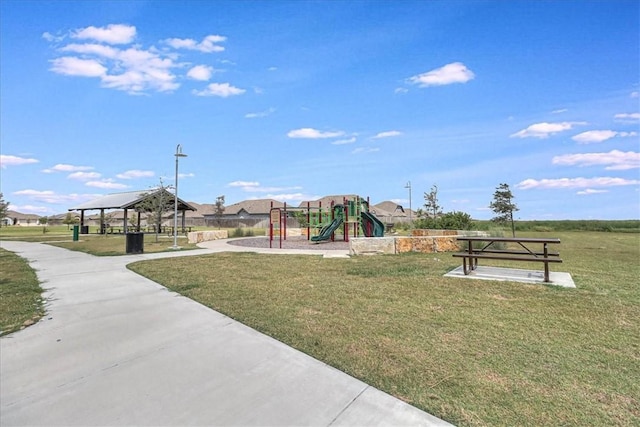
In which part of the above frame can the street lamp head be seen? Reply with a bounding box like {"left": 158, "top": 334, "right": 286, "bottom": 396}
{"left": 175, "top": 144, "right": 188, "bottom": 158}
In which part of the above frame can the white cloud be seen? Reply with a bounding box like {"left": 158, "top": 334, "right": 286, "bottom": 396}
{"left": 178, "top": 173, "right": 195, "bottom": 178}
{"left": 331, "top": 137, "right": 357, "bottom": 145}
{"left": 268, "top": 67, "right": 278, "bottom": 71}
{"left": 287, "top": 128, "right": 345, "bottom": 139}
{"left": 372, "top": 130, "right": 402, "bottom": 139}
{"left": 614, "top": 112, "right": 640, "bottom": 122}
{"left": 85, "top": 180, "right": 129, "bottom": 189}
{"left": 10, "top": 205, "right": 50, "bottom": 214}
{"left": 394, "top": 87, "right": 408, "bottom": 94}
{"left": 631, "top": 92, "right": 639, "bottom": 98}
{"left": 187, "top": 65, "right": 214, "bottom": 81}
{"left": 227, "top": 181, "right": 301, "bottom": 194}
{"left": 164, "top": 35, "right": 226, "bottom": 53}
{"left": 12, "top": 189, "right": 96, "bottom": 204}
{"left": 61, "top": 43, "right": 119, "bottom": 58}
{"left": 551, "top": 109, "right": 568, "bottom": 114}
{"left": 245, "top": 108, "right": 275, "bottom": 119}
{"left": 72, "top": 24, "right": 136, "bottom": 45}
{"left": 47, "top": 26, "right": 238, "bottom": 95}
{"left": 552, "top": 150, "right": 640, "bottom": 170}
{"left": 352, "top": 147, "right": 380, "bottom": 154}
{"left": 193, "top": 82, "right": 245, "bottom": 97}
{"left": 407, "top": 62, "right": 475, "bottom": 87}
{"left": 42, "top": 164, "right": 93, "bottom": 173}
{"left": 42, "top": 31, "right": 64, "bottom": 43}
{"left": 50, "top": 57, "right": 107, "bottom": 77}
{"left": 116, "top": 170, "right": 155, "bottom": 179}
{"left": 13, "top": 189, "right": 55, "bottom": 198}
{"left": 516, "top": 176, "right": 640, "bottom": 190}
{"left": 51, "top": 44, "right": 179, "bottom": 93}
{"left": 577, "top": 189, "right": 608, "bottom": 195}
{"left": 229, "top": 181, "right": 259, "bottom": 187}
{"left": 572, "top": 130, "right": 619, "bottom": 144}
{"left": 1, "top": 155, "right": 39, "bottom": 168}
{"left": 68, "top": 171, "right": 101, "bottom": 180}
{"left": 510, "top": 121, "right": 587, "bottom": 139}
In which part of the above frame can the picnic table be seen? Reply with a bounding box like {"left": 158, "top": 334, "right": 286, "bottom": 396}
{"left": 452, "top": 236, "right": 562, "bottom": 282}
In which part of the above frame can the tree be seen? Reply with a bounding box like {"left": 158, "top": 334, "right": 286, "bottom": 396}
{"left": 0, "top": 193, "right": 9, "bottom": 227}
{"left": 137, "top": 179, "right": 175, "bottom": 242}
{"left": 63, "top": 212, "right": 78, "bottom": 230}
{"left": 489, "top": 183, "right": 519, "bottom": 236}
{"left": 424, "top": 184, "right": 442, "bottom": 219}
{"left": 213, "top": 195, "right": 225, "bottom": 229}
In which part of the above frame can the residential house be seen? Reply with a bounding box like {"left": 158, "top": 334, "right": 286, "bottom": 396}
{"left": 4, "top": 210, "right": 42, "bottom": 226}
{"left": 204, "top": 199, "right": 285, "bottom": 228}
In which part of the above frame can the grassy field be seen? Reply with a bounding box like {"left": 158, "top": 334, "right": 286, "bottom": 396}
{"left": 128, "top": 231, "right": 640, "bottom": 426}
{"left": 0, "top": 226, "right": 200, "bottom": 255}
{"left": 0, "top": 248, "right": 45, "bottom": 336}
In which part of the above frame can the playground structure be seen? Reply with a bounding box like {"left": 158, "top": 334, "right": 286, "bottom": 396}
{"left": 269, "top": 196, "right": 385, "bottom": 248}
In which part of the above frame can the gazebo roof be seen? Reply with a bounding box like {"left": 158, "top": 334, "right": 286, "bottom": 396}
{"left": 69, "top": 189, "right": 196, "bottom": 212}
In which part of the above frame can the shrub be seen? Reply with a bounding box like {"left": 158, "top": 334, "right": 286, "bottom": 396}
{"left": 439, "top": 211, "right": 475, "bottom": 230}
{"left": 231, "top": 227, "right": 244, "bottom": 238}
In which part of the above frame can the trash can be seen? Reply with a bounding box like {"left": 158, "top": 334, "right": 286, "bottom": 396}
{"left": 126, "top": 232, "right": 144, "bottom": 254}
{"left": 73, "top": 225, "right": 79, "bottom": 241}
{"left": 80, "top": 225, "right": 89, "bottom": 234}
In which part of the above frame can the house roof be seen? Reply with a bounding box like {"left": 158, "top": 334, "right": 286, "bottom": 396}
{"left": 223, "top": 199, "right": 284, "bottom": 215}
{"left": 373, "top": 201, "right": 416, "bottom": 218}
{"left": 69, "top": 189, "right": 196, "bottom": 212}
{"left": 298, "top": 194, "right": 363, "bottom": 208}
{"left": 186, "top": 202, "right": 214, "bottom": 218}
{"left": 5, "top": 210, "right": 41, "bottom": 220}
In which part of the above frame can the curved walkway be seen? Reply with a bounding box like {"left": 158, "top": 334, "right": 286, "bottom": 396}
{"left": 1, "top": 240, "right": 451, "bottom": 426}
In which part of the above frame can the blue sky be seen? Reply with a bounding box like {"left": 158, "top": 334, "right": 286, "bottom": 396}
{"left": 1, "top": 0, "right": 638, "bottom": 220}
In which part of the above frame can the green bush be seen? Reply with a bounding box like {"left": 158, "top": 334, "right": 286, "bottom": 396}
{"left": 439, "top": 211, "right": 475, "bottom": 230}
{"left": 231, "top": 227, "right": 244, "bottom": 238}
{"left": 414, "top": 211, "right": 475, "bottom": 230}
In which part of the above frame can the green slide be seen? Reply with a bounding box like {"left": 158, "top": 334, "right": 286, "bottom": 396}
{"left": 311, "top": 217, "right": 344, "bottom": 242}
{"left": 361, "top": 211, "right": 385, "bottom": 237}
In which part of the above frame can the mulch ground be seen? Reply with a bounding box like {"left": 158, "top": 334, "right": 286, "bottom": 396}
{"left": 227, "top": 236, "right": 350, "bottom": 250}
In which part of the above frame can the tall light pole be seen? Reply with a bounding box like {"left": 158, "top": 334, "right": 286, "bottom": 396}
{"left": 404, "top": 181, "right": 412, "bottom": 228}
{"left": 172, "top": 144, "right": 187, "bottom": 250}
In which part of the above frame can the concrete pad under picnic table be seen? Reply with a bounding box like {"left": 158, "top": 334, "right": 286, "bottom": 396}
{"left": 444, "top": 265, "right": 576, "bottom": 288}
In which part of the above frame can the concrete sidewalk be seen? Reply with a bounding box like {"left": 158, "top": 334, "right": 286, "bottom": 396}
{"left": 1, "top": 240, "right": 452, "bottom": 426}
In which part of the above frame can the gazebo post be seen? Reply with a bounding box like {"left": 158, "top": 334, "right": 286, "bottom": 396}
{"left": 124, "top": 208, "right": 128, "bottom": 234}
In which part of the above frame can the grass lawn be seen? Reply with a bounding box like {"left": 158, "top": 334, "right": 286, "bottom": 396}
{"left": 129, "top": 231, "right": 640, "bottom": 426}
{"left": 47, "top": 234, "right": 200, "bottom": 256}
{"left": 0, "top": 248, "right": 45, "bottom": 336}
{"left": 0, "top": 226, "right": 199, "bottom": 255}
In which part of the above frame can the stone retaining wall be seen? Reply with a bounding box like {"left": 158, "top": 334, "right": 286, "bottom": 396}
{"left": 187, "top": 230, "right": 228, "bottom": 244}
{"left": 349, "top": 229, "right": 488, "bottom": 255}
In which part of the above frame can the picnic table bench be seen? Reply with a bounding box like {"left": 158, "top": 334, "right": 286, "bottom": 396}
{"left": 452, "top": 236, "right": 562, "bottom": 282}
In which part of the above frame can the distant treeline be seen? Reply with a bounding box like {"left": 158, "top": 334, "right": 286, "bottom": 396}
{"left": 474, "top": 220, "right": 640, "bottom": 233}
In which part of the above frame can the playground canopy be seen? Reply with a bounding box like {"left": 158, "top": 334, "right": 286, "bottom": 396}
{"left": 69, "top": 189, "right": 196, "bottom": 233}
